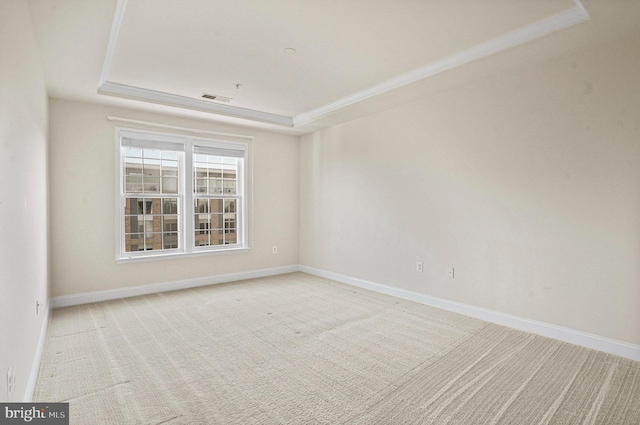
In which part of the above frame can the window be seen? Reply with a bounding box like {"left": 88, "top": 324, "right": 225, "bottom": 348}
{"left": 116, "top": 128, "right": 248, "bottom": 261}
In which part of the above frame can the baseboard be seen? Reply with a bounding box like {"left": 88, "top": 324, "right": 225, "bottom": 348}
{"left": 24, "top": 301, "right": 51, "bottom": 402}
{"left": 299, "top": 265, "right": 640, "bottom": 362}
{"left": 51, "top": 265, "right": 299, "bottom": 309}
{"left": 48, "top": 263, "right": 640, "bottom": 362}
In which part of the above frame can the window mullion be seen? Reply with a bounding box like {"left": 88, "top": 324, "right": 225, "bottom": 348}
{"left": 184, "top": 141, "right": 194, "bottom": 252}
{"left": 237, "top": 159, "right": 245, "bottom": 247}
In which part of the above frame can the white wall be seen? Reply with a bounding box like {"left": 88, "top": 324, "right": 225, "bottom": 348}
{"left": 0, "top": 0, "right": 50, "bottom": 401}
{"left": 48, "top": 99, "right": 299, "bottom": 297}
{"left": 299, "top": 32, "right": 640, "bottom": 345}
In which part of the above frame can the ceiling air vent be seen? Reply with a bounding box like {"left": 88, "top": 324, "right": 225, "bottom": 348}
{"left": 201, "top": 93, "right": 232, "bottom": 103}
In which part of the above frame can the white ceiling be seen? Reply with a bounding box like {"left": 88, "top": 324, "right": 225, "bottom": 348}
{"left": 25, "top": 0, "right": 640, "bottom": 134}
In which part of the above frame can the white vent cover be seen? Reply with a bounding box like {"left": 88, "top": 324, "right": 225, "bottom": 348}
{"left": 202, "top": 93, "right": 232, "bottom": 103}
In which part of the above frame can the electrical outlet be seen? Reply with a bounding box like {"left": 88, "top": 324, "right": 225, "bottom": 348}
{"left": 448, "top": 267, "right": 455, "bottom": 278}
{"left": 272, "top": 246, "right": 278, "bottom": 254}
{"left": 416, "top": 261, "right": 423, "bottom": 272}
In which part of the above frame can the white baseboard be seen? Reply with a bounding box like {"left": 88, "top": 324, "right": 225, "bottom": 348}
{"left": 24, "top": 301, "right": 51, "bottom": 402}
{"left": 299, "top": 265, "right": 640, "bottom": 362}
{"left": 47, "top": 263, "right": 640, "bottom": 362}
{"left": 51, "top": 265, "right": 299, "bottom": 309}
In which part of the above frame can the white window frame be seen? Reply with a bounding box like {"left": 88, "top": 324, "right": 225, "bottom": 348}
{"left": 115, "top": 127, "right": 249, "bottom": 262}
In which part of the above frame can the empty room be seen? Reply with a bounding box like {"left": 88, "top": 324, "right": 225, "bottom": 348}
{"left": 1, "top": 0, "right": 639, "bottom": 423}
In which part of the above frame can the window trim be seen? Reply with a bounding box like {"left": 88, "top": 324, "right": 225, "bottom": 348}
{"left": 115, "top": 127, "right": 249, "bottom": 262}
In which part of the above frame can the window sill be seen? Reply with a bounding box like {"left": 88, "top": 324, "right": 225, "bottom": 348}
{"left": 116, "top": 247, "right": 250, "bottom": 264}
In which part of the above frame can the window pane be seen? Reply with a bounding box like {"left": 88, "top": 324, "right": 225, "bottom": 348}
{"left": 163, "top": 198, "right": 178, "bottom": 214}
{"left": 163, "top": 215, "right": 178, "bottom": 232}
{"left": 144, "top": 149, "right": 161, "bottom": 159}
{"left": 162, "top": 151, "right": 178, "bottom": 160}
{"left": 123, "top": 195, "right": 178, "bottom": 251}
{"left": 124, "top": 216, "right": 144, "bottom": 234}
{"left": 146, "top": 232, "right": 162, "bottom": 250}
{"left": 162, "top": 177, "right": 178, "bottom": 194}
{"left": 162, "top": 160, "right": 178, "bottom": 177}
{"left": 194, "top": 164, "right": 207, "bottom": 179}
{"left": 195, "top": 213, "right": 210, "bottom": 231}
{"left": 224, "top": 214, "right": 237, "bottom": 234}
{"left": 195, "top": 199, "right": 208, "bottom": 213}
{"left": 136, "top": 221, "right": 146, "bottom": 234}
{"left": 225, "top": 232, "right": 237, "bottom": 244}
{"left": 144, "top": 177, "right": 160, "bottom": 193}
{"left": 195, "top": 178, "right": 207, "bottom": 194}
{"left": 125, "top": 159, "right": 143, "bottom": 175}
{"left": 210, "top": 229, "right": 224, "bottom": 245}
{"left": 211, "top": 214, "right": 223, "bottom": 229}
{"left": 143, "top": 216, "right": 155, "bottom": 232}
{"left": 124, "top": 156, "right": 142, "bottom": 193}
{"left": 123, "top": 147, "right": 182, "bottom": 198}
{"left": 148, "top": 199, "right": 161, "bottom": 214}
{"left": 124, "top": 147, "right": 142, "bottom": 158}
{"left": 125, "top": 233, "right": 144, "bottom": 252}
{"left": 210, "top": 199, "right": 223, "bottom": 214}
{"left": 224, "top": 199, "right": 237, "bottom": 213}
{"left": 143, "top": 159, "right": 161, "bottom": 177}
{"left": 223, "top": 180, "right": 236, "bottom": 194}
{"left": 209, "top": 179, "right": 223, "bottom": 194}
{"left": 223, "top": 168, "right": 236, "bottom": 179}
{"left": 195, "top": 230, "right": 209, "bottom": 246}
{"left": 209, "top": 167, "right": 222, "bottom": 179}
{"left": 163, "top": 232, "right": 178, "bottom": 249}
{"left": 125, "top": 175, "right": 143, "bottom": 193}
{"left": 125, "top": 198, "right": 144, "bottom": 214}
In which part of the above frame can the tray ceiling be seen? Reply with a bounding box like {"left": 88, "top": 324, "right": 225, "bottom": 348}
{"left": 28, "top": 0, "right": 592, "bottom": 131}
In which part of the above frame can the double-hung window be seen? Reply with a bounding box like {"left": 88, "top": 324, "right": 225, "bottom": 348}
{"left": 116, "top": 128, "right": 248, "bottom": 261}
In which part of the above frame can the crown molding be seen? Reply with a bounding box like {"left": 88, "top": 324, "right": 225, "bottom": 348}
{"left": 98, "top": 0, "right": 292, "bottom": 127}
{"left": 99, "top": 0, "right": 128, "bottom": 86}
{"left": 98, "top": 0, "right": 588, "bottom": 129}
{"left": 98, "top": 81, "right": 294, "bottom": 127}
{"left": 292, "top": 1, "right": 589, "bottom": 126}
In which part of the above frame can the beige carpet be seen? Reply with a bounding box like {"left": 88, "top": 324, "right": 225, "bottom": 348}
{"left": 35, "top": 272, "right": 640, "bottom": 424}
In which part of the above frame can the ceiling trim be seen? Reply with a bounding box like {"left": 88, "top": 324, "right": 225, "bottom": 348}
{"left": 98, "top": 0, "right": 293, "bottom": 127}
{"left": 99, "top": 0, "right": 128, "bottom": 86}
{"left": 106, "top": 116, "right": 255, "bottom": 140}
{"left": 98, "top": 81, "right": 294, "bottom": 127}
{"left": 292, "top": 0, "right": 589, "bottom": 126}
{"left": 98, "top": 0, "right": 589, "bottom": 129}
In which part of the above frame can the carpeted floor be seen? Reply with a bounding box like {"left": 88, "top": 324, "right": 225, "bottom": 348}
{"left": 35, "top": 272, "right": 640, "bottom": 424}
